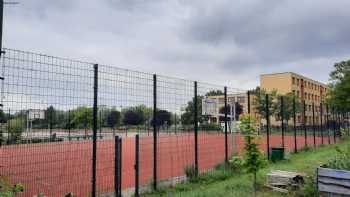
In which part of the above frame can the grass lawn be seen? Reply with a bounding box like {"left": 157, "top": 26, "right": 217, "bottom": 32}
{"left": 143, "top": 139, "right": 350, "bottom": 197}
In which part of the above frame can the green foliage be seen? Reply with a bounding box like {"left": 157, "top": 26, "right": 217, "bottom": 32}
{"left": 72, "top": 107, "right": 93, "bottom": 129}
{"left": 328, "top": 59, "right": 350, "bottom": 110}
{"left": 252, "top": 87, "right": 277, "bottom": 118}
{"left": 240, "top": 114, "right": 266, "bottom": 195}
{"left": 200, "top": 123, "right": 221, "bottom": 131}
{"left": 153, "top": 110, "right": 172, "bottom": 126}
{"left": 324, "top": 144, "right": 350, "bottom": 170}
{"left": 181, "top": 96, "right": 206, "bottom": 125}
{"left": 0, "top": 176, "right": 24, "bottom": 196}
{"left": 45, "top": 106, "right": 56, "bottom": 125}
{"left": 8, "top": 118, "right": 24, "bottom": 143}
{"left": 243, "top": 136, "right": 266, "bottom": 195}
{"left": 184, "top": 165, "right": 197, "bottom": 182}
{"left": 0, "top": 109, "right": 7, "bottom": 123}
{"left": 205, "top": 90, "right": 224, "bottom": 96}
{"left": 330, "top": 59, "right": 350, "bottom": 82}
{"left": 273, "top": 93, "right": 301, "bottom": 123}
{"left": 228, "top": 156, "right": 243, "bottom": 172}
{"left": 219, "top": 103, "right": 243, "bottom": 121}
{"left": 239, "top": 114, "right": 257, "bottom": 135}
{"left": 106, "top": 110, "right": 121, "bottom": 128}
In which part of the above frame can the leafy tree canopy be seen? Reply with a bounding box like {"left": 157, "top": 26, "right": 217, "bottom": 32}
{"left": 328, "top": 59, "right": 350, "bottom": 110}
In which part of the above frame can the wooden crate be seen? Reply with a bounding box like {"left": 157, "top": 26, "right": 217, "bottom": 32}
{"left": 317, "top": 167, "right": 350, "bottom": 196}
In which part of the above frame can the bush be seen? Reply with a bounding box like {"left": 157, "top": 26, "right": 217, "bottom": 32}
{"left": 228, "top": 156, "right": 243, "bottom": 172}
{"left": 324, "top": 144, "right": 350, "bottom": 170}
{"left": 200, "top": 123, "right": 221, "bottom": 131}
{"left": 184, "top": 165, "right": 197, "bottom": 182}
{"left": 8, "top": 118, "right": 24, "bottom": 144}
{"left": 0, "top": 176, "right": 24, "bottom": 196}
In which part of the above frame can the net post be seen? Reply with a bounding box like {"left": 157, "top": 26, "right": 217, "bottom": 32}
{"left": 281, "top": 96, "right": 285, "bottom": 149}
{"left": 194, "top": 81, "right": 198, "bottom": 176}
{"left": 265, "top": 94, "right": 270, "bottom": 160}
{"left": 152, "top": 74, "right": 157, "bottom": 190}
{"left": 135, "top": 134, "right": 140, "bottom": 197}
{"left": 92, "top": 63, "right": 98, "bottom": 197}
{"left": 320, "top": 103, "right": 324, "bottom": 145}
{"left": 303, "top": 100, "right": 307, "bottom": 147}
{"left": 224, "top": 86, "right": 228, "bottom": 164}
{"left": 312, "top": 102, "right": 316, "bottom": 148}
{"left": 293, "top": 97, "right": 297, "bottom": 153}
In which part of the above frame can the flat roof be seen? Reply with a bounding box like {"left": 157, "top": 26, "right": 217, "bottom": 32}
{"left": 260, "top": 72, "right": 328, "bottom": 87}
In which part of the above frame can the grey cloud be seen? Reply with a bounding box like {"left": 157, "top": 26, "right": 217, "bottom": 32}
{"left": 3, "top": 0, "right": 349, "bottom": 90}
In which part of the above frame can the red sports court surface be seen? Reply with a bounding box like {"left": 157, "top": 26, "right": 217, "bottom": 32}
{"left": 0, "top": 133, "right": 331, "bottom": 197}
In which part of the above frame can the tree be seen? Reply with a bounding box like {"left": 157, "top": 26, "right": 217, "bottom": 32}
{"left": 330, "top": 60, "right": 350, "bottom": 82}
{"left": 45, "top": 106, "right": 56, "bottom": 133}
{"left": 0, "top": 110, "right": 7, "bottom": 123}
{"left": 153, "top": 110, "right": 172, "bottom": 126}
{"left": 8, "top": 118, "right": 24, "bottom": 143}
{"left": 72, "top": 107, "right": 93, "bottom": 129}
{"left": 328, "top": 59, "right": 350, "bottom": 111}
{"left": 205, "top": 90, "right": 224, "bottom": 96}
{"left": 239, "top": 114, "right": 266, "bottom": 196}
{"left": 219, "top": 103, "right": 243, "bottom": 121}
{"left": 123, "top": 109, "right": 145, "bottom": 126}
{"left": 252, "top": 87, "right": 277, "bottom": 118}
{"left": 273, "top": 93, "right": 301, "bottom": 125}
{"left": 181, "top": 96, "right": 206, "bottom": 125}
{"left": 106, "top": 110, "right": 121, "bottom": 129}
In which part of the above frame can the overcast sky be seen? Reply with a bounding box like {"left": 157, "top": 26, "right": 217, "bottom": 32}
{"left": 3, "top": 0, "right": 350, "bottom": 90}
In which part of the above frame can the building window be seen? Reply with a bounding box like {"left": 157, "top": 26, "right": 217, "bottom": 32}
{"left": 297, "top": 79, "right": 299, "bottom": 86}
{"left": 292, "top": 77, "right": 295, "bottom": 85}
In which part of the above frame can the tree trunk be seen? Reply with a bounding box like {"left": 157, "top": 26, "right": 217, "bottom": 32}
{"left": 254, "top": 172, "right": 257, "bottom": 197}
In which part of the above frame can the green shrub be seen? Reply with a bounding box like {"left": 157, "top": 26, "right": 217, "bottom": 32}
{"left": 200, "top": 123, "right": 221, "bottom": 131}
{"left": 228, "top": 156, "right": 243, "bottom": 172}
{"left": 8, "top": 118, "right": 24, "bottom": 144}
{"left": 324, "top": 144, "right": 350, "bottom": 170}
{"left": 184, "top": 165, "right": 197, "bottom": 182}
{"left": 0, "top": 176, "right": 24, "bottom": 196}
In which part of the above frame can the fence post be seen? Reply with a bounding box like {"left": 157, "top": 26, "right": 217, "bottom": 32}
{"left": 247, "top": 90, "right": 251, "bottom": 114}
{"left": 194, "top": 81, "right": 199, "bottom": 176}
{"left": 293, "top": 97, "right": 297, "bottom": 153}
{"left": 303, "top": 100, "right": 307, "bottom": 147}
{"left": 326, "top": 105, "right": 330, "bottom": 144}
{"left": 312, "top": 103, "right": 316, "bottom": 148}
{"left": 92, "top": 64, "right": 98, "bottom": 197}
{"left": 135, "top": 134, "right": 140, "bottom": 197}
{"left": 320, "top": 103, "right": 323, "bottom": 145}
{"left": 115, "top": 136, "right": 120, "bottom": 197}
{"left": 99, "top": 108, "right": 102, "bottom": 139}
{"left": 224, "top": 87, "right": 228, "bottom": 164}
{"left": 280, "top": 96, "right": 285, "bottom": 149}
{"left": 6, "top": 108, "right": 9, "bottom": 144}
{"left": 347, "top": 112, "right": 350, "bottom": 137}
{"left": 68, "top": 110, "right": 71, "bottom": 141}
{"left": 118, "top": 138, "right": 122, "bottom": 196}
{"left": 332, "top": 107, "right": 336, "bottom": 143}
{"left": 153, "top": 74, "right": 157, "bottom": 190}
{"left": 337, "top": 110, "right": 341, "bottom": 138}
{"left": 265, "top": 94, "right": 270, "bottom": 160}
{"left": 0, "top": 0, "right": 3, "bottom": 53}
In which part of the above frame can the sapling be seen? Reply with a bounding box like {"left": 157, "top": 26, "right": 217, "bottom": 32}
{"left": 239, "top": 114, "right": 266, "bottom": 196}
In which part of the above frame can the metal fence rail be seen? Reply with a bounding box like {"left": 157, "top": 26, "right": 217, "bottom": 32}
{"left": 0, "top": 48, "right": 348, "bottom": 197}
